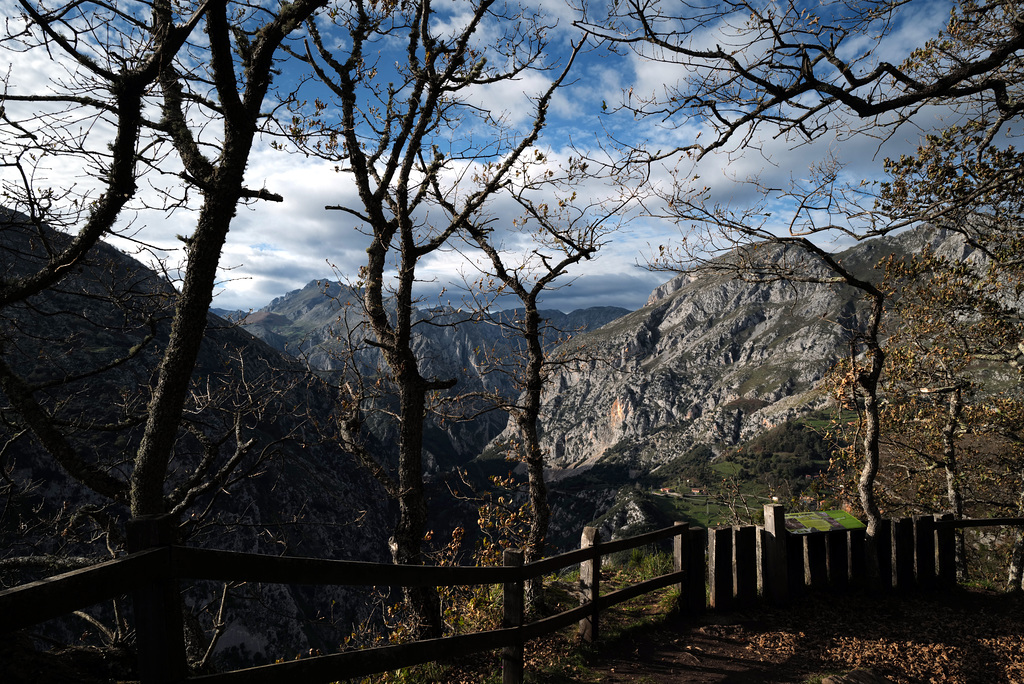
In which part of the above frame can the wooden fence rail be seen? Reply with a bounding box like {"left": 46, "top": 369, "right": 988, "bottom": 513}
{"left": 2, "top": 549, "right": 168, "bottom": 632}
{"left": 1, "top": 518, "right": 693, "bottom": 684}
{"left": 4, "top": 507, "right": 1024, "bottom": 684}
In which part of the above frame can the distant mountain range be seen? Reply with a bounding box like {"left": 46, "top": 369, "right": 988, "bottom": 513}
{"left": 214, "top": 283, "right": 629, "bottom": 467}
{"left": 214, "top": 225, "right": 985, "bottom": 548}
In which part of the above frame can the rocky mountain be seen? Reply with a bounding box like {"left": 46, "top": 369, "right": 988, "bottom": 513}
{"left": 216, "top": 281, "right": 629, "bottom": 465}
{"left": 0, "top": 211, "right": 391, "bottom": 666}
{"left": 481, "top": 226, "right": 985, "bottom": 545}
{"left": 208, "top": 225, "right": 986, "bottom": 550}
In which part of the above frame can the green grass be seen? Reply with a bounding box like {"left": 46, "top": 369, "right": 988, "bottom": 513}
{"left": 801, "top": 409, "right": 859, "bottom": 430}
{"left": 711, "top": 461, "right": 743, "bottom": 477}
{"left": 648, "top": 492, "right": 733, "bottom": 528}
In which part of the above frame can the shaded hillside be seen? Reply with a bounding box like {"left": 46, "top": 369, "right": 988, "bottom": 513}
{"left": 0, "top": 212, "right": 390, "bottom": 664}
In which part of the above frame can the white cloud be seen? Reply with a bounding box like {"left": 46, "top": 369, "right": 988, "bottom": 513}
{"left": 466, "top": 69, "right": 559, "bottom": 128}
{"left": 2, "top": 0, "right": 968, "bottom": 315}
{"left": 210, "top": 149, "right": 373, "bottom": 309}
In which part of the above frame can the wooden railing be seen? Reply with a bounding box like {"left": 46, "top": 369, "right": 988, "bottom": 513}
{"left": 0, "top": 517, "right": 697, "bottom": 684}
{"left": 4, "top": 506, "right": 1023, "bottom": 683}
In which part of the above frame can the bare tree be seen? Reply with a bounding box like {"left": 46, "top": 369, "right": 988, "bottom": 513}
{"left": 0, "top": 0, "right": 338, "bottom": 667}
{"left": 578, "top": 0, "right": 1023, "bottom": 171}
{"left": 287, "top": 0, "right": 584, "bottom": 636}
{"left": 461, "top": 153, "right": 627, "bottom": 608}
{"left": 1, "top": 0, "right": 326, "bottom": 520}
{"left": 0, "top": 210, "right": 351, "bottom": 669}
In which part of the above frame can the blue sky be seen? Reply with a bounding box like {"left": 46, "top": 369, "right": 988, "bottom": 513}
{"left": 0, "top": 0, "right": 955, "bottom": 313}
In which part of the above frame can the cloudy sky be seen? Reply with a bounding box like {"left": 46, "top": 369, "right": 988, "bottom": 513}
{"left": 1, "top": 0, "right": 954, "bottom": 313}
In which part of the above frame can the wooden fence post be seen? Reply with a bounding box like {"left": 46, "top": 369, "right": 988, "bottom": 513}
{"left": 762, "top": 504, "right": 789, "bottom": 606}
{"left": 914, "top": 515, "right": 937, "bottom": 589}
{"left": 579, "top": 527, "right": 600, "bottom": 643}
{"left": 688, "top": 528, "right": 708, "bottom": 612}
{"left": 787, "top": 529, "right": 806, "bottom": 598}
{"left": 874, "top": 519, "right": 894, "bottom": 590}
{"left": 826, "top": 530, "right": 849, "bottom": 590}
{"left": 894, "top": 517, "right": 916, "bottom": 590}
{"left": 673, "top": 522, "right": 689, "bottom": 609}
{"left": 733, "top": 525, "right": 757, "bottom": 606}
{"left": 804, "top": 533, "right": 828, "bottom": 590}
{"left": 708, "top": 527, "right": 733, "bottom": 610}
{"left": 849, "top": 527, "right": 867, "bottom": 587}
{"left": 935, "top": 513, "right": 957, "bottom": 587}
{"left": 502, "top": 549, "right": 525, "bottom": 684}
{"left": 126, "top": 514, "right": 187, "bottom": 684}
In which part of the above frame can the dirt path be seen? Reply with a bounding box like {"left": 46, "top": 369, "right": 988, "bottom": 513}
{"left": 585, "top": 589, "right": 1024, "bottom": 683}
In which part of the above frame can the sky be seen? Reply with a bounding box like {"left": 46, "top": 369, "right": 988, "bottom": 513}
{"left": 0, "top": 0, "right": 956, "bottom": 314}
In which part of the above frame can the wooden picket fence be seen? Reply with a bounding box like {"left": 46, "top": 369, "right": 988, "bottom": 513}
{"left": 3, "top": 505, "right": 1023, "bottom": 683}
{"left": 708, "top": 506, "right": 1024, "bottom": 610}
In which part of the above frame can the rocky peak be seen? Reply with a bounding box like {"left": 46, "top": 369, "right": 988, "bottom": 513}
{"left": 523, "top": 226, "right": 970, "bottom": 481}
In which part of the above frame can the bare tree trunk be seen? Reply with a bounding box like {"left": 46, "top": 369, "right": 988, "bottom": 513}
{"left": 520, "top": 308, "right": 549, "bottom": 611}
{"left": 353, "top": 215, "right": 452, "bottom": 638}
{"left": 463, "top": 227, "right": 599, "bottom": 612}
{"left": 129, "top": 0, "right": 324, "bottom": 517}
{"left": 853, "top": 287, "right": 886, "bottom": 584}
{"left": 391, "top": 376, "right": 443, "bottom": 638}
{"left": 859, "top": 383, "right": 883, "bottom": 536}
{"left": 132, "top": 191, "right": 241, "bottom": 515}
{"left": 1007, "top": 530, "right": 1024, "bottom": 593}
{"left": 940, "top": 388, "right": 968, "bottom": 580}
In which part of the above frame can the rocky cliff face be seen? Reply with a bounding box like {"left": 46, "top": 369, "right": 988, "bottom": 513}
{"left": 536, "top": 271, "right": 847, "bottom": 473}
{"left": 492, "top": 226, "right": 977, "bottom": 542}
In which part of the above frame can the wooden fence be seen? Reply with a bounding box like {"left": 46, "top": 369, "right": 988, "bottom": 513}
{"left": 706, "top": 506, "right": 1024, "bottom": 610}
{"left": 3, "top": 505, "right": 1023, "bottom": 683}
{"left": 1, "top": 516, "right": 695, "bottom": 684}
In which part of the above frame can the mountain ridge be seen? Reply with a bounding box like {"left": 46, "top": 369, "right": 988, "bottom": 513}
{"left": 0, "top": 211, "right": 391, "bottom": 664}
{"left": 216, "top": 279, "right": 631, "bottom": 465}
{"left": 470, "top": 225, "right": 987, "bottom": 545}
{"left": 532, "top": 226, "right": 972, "bottom": 477}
